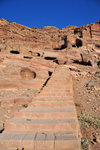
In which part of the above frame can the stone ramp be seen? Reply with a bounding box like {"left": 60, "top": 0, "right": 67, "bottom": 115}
{"left": 0, "top": 66, "right": 81, "bottom": 150}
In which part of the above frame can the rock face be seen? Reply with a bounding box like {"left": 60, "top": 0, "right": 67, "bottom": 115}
{"left": 0, "top": 19, "right": 100, "bottom": 150}
{"left": 0, "top": 18, "right": 100, "bottom": 101}
{"left": 0, "top": 18, "right": 100, "bottom": 95}
{"left": 0, "top": 18, "right": 100, "bottom": 67}
{"left": 20, "top": 68, "right": 36, "bottom": 80}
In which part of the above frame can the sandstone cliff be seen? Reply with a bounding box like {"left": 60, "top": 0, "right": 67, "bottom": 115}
{"left": 0, "top": 18, "right": 100, "bottom": 67}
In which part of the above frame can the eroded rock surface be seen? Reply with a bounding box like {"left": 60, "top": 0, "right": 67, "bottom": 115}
{"left": 0, "top": 18, "right": 100, "bottom": 150}
{"left": 0, "top": 19, "right": 100, "bottom": 67}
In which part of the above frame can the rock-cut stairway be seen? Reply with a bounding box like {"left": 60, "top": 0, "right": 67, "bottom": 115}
{"left": 0, "top": 66, "right": 81, "bottom": 150}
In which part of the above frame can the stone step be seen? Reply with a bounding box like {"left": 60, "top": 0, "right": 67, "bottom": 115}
{"left": 0, "top": 66, "right": 81, "bottom": 150}
{"left": 0, "top": 132, "right": 36, "bottom": 150}
{"left": 29, "top": 100, "right": 74, "bottom": 108}
{"left": 35, "top": 95, "right": 73, "bottom": 98}
{"left": 54, "top": 133, "right": 80, "bottom": 150}
{"left": 0, "top": 131, "right": 80, "bottom": 150}
{"left": 32, "top": 96, "right": 73, "bottom": 101}
{"left": 38, "top": 93, "right": 73, "bottom": 97}
{"left": 5, "top": 118, "right": 78, "bottom": 132}
{"left": 45, "top": 81, "right": 72, "bottom": 84}
{"left": 14, "top": 107, "right": 76, "bottom": 119}
{"left": 39, "top": 91, "right": 72, "bottom": 94}
{"left": 42, "top": 90, "right": 73, "bottom": 93}
{"left": 45, "top": 86, "right": 72, "bottom": 90}
{"left": 42, "top": 90, "right": 71, "bottom": 92}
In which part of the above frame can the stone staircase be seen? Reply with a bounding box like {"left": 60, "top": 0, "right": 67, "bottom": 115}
{"left": 0, "top": 66, "right": 81, "bottom": 150}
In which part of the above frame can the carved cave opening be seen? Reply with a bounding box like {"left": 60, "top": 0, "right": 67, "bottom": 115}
{"left": 24, "top": 56, "right": 32, "bottom": 59}
{"left": 73, "top": 60, "right": 92, "bottom": 66}
{"left": 44, "top": 57, "right": 56, "bottom": 60}
{"left": 72, "top": 45, "right": 76, "bottom": 47}
{"left": 76, "top": 39, "right": 83, "bottom": 47}
{"left": 37, "top": 53, "right": 40, "bottom": 56}
{"left": 74, "top": 29, "right": 83, "bottom": 38}
{"left": 48, "top": 71, "right": 52, "bottom": 76}
{"left": 10, "top": 50, "right": 20, "bottom": 54}
{"left": 95, "top": 44, "right": 100, "bottom": 48}
{"left": 97, "top": 61, "right": 100, "bottom": 68}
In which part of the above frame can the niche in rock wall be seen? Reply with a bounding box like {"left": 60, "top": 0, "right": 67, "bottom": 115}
{"left": 34, "top": 52, "right": 41, "bottom": 57}
{"left": 97, "top": 61, "right": 100, "bottom": 68}
{"left": 60, "top": 44, "right": 67, "bottom": 50}
{"left": 24, "top": 56, "right": 32, "bottom": 59}
{"left": 72, "top": 45, "right": 76, "bottom": 47}
{"left": 10, "top": 50, "right": 20, "bottom": 54}
{"left": 54, "top": 36, "right": 67, "bottom": 50}
{"left": 73, "top": 60, "right": 92, "bottom": 66}
{"left": 48, "top": 71, "right": 52, "bottom": 76}
{"left": 20, "top": 68, "right": 36, "bottom": 80}
{"left": 76, "top": 39, "right": 83, "bottom": 47}
{"left": 28, "top": 51, "right": 41, "bottom": 57}
{"left": 44, "top": 57, "right": 56, "bottom": 60}
{"left": 36, "top": 53, "right": 40, "bottom": 56}
{"left": 95, "top": 45, "right": 100, "bottom": 48}
{"left": 74, "top": 29, "right": 83, "bottom": 38}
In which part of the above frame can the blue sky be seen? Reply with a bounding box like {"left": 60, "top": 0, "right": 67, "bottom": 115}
{"left": 0, "top": 0, "right": 100, "bottom": 29}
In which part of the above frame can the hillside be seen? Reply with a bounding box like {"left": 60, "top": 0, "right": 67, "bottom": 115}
{"left": 0, "top": 18, "right": 100, "bottom": 150}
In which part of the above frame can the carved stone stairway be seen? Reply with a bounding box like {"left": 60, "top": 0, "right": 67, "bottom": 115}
{"left": 0, "top": 66, "right": 81, "bottom": 150}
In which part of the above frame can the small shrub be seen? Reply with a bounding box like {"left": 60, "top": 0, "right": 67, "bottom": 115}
{"left": 75, "top": 103, "right": 81, "bottom": 107}
{"left": 78, "top": 113, "right": 100, "bottom": 129}
{"left": 81, "top": 138, "right": 88, "bottom": 150}
{"left": 22, "top": 104, "right": 28, "bottom": 108}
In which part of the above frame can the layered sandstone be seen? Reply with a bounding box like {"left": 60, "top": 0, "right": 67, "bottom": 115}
{"left": 0, "top": 18, "right": 100, "bottom": 67}
{"left": 0, "top": 18, "right": 100, "bottom": 101}
{"left": 0, "top": 18, "right": 100, "bottom": 149}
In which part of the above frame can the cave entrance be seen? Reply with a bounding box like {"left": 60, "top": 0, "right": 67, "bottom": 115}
{"left": 37, "top": 53, "right": 40, "bottom": 56}
{"left": 73, "top": 60, "right": 92, "bottom": 66}
{"left": 10, "top": 50, "right": 20, "bottom": 54}
{"left": 44, "top": 57, "right": 56, "bottom": 60}
{"left": 74, "top": 29, "right": 83, "bottom": 38}
{"left": 48, "top": 71, "right": 52, "bottom": 76}
{"left": 97, "top": 61, "right": 100, "bottom": 68}
{"left": 95, "top": 45, "right": 100, "bottom": 48}
{"left": 24, "top": 56, "right": 32, "bottom": 59}
{"left": 76, "top": 39, "right": 83, "bottom": 47}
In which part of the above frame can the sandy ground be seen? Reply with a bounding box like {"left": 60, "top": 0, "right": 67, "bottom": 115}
{"left": 72, "top": 64, "right": 100, "bottom": 150}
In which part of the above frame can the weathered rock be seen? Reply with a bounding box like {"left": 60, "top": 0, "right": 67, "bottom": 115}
{"left": 0, "top": 18, "right": 100, "bottom": 97}
{"left": 96, "top": 135, "right": 100, "bottom": 143}
{"left": 20, "top": 68, "right": 36, "bottom": 80}
{"left": 0, "top": 18, "right": 100, "bottom": 67}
